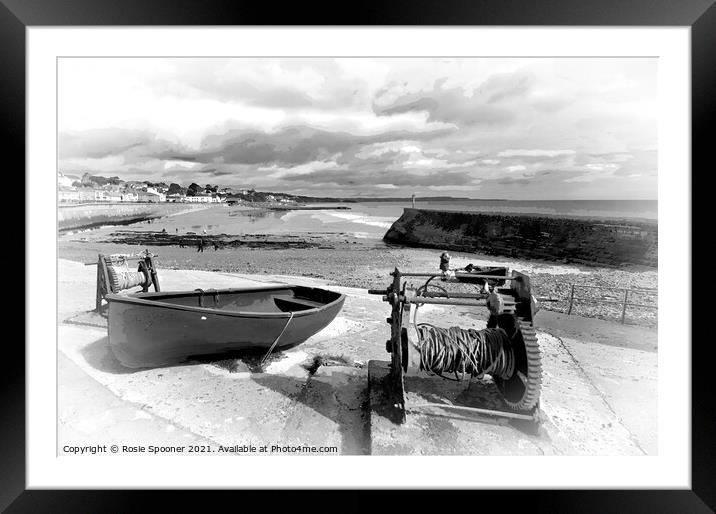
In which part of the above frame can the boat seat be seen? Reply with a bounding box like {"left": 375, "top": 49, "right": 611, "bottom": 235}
{"left": 273, "top": 296, "right": 321, "bottom": 312}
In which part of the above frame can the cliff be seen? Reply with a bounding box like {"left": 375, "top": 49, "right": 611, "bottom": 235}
{"left": 383, "top": 208, "right": 658, "bottom": 268}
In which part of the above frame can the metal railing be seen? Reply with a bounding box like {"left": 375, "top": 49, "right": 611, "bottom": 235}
{"left": 566, "top": 284, "right": 658, "bottom": 324}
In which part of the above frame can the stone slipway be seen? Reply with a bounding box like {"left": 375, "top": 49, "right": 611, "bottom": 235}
{"left": 57, "top": 259, "right": 656, "bottom": 456}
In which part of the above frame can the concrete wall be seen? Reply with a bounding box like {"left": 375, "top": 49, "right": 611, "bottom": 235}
{"left": 58, "top": 203, "right": 201, "bottom": 231}
{"left": 383, "top": 208, "right": 658, "bottom": 268}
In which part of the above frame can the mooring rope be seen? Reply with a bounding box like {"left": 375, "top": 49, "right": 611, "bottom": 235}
{"left": 260, "top": 311, "right": 295, "bottom": 366}
{"left": 415, "top": 324, "right": 514, "bottom": 381}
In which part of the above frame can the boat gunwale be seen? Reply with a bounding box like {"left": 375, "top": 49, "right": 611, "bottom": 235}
{"left": 104, "top": 285, "right": 346, "bottom": 319}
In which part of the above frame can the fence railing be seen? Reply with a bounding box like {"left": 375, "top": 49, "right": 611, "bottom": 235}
{"left": 566, "top": 284, "right": 658, "bottom": 324}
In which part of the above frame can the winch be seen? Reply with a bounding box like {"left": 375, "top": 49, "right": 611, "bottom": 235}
{"left": 90, "top": 250, "right": 161, "bottom": 314}
{"left": 368, "top": 252, "right": 543, "bottom": 423}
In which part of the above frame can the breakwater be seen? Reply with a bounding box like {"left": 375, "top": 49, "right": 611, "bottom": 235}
{"left": 58, "top": 203, "right": 206, "bottom": 232}
{"left": 383, "top": 208, "right": 657, "bottom": 267}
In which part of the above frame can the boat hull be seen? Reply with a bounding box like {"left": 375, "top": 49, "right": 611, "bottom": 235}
{"left": 106, "top": 286, "right": 345, "bottom": 368}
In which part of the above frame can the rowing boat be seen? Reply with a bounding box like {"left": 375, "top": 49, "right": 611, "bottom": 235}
{"left": 106, "top": 285, "right": 345, "bottom": 368}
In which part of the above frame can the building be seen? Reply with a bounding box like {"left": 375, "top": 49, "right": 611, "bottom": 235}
{"left": 184, "top": 193, "right": 220, "bottom": 203}
{"left": 76, "top": 189, "right": 107, "bottom": 202}
{"left": 121, "top": 192, "right": 139, "bottom": 202}
{"left": 58, "top": 189, "right": 80, "bottom": 202}
{"left": 166, "top": 193, "right": 185, "bottom": 202}
{"left": 137, "top": 191, "right": 165, "bottom": 203}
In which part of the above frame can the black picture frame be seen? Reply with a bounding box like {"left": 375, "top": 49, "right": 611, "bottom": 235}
{"left": 5, "top": 0, "right": 711, "bottom": 511}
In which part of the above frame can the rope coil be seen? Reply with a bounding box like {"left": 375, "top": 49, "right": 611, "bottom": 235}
{"left": 415, "top": 324, "right": 514, "bottom": 381}
{"left": 106, "top": 264, "right": 147, "bottom": 292}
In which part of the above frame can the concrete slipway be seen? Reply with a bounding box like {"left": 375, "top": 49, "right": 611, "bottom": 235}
{"left": 57, "top": 259, "right": 657, "bottom": 456}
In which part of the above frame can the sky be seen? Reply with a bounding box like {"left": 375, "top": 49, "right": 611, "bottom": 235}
{"left": 58, "top": 57, "right": 657, "bottom": 199}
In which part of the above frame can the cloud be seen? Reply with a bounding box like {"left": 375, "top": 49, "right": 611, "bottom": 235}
{"left": 57, "top": 57, "right": 658, "bottom": 199}
{"left": 372, "top": 73, "right": 534, "bottom": 127}
{"left": 172, "top": 125, "right": 452, "bottom": 167}
{"left": 497, "top": 149, "right": 576, "bottom": 158}
{"left": 280, "top": 167, "right": 474, "bottom": 188}
{"left": 59, "top": 128, "right": 184, "bottom": 161}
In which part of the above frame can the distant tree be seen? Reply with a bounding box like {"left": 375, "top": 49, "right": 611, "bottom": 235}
{"left": 167, "top": 183, "right": 183, "bottom": 195}
{"left": 188, "top": 182, "right": 201, "bottom": 192}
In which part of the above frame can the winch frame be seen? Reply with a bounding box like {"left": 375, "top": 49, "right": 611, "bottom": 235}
{"left": 91, "top": 250, "right": 161, "bottom": 314}
{"left": 368, "top": 263, "right": 542, "bottom": 424}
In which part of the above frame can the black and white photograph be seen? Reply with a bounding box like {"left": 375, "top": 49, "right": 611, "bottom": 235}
{"left": 56, "top": 55, "right": 660, "bottom": 457}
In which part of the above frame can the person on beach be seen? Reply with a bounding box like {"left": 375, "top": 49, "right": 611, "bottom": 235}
{"left": 197, "top": 238, "right": 205, "bottom": 252}
{"left": 214, "top": 242, "right": 220, "bottom": 251}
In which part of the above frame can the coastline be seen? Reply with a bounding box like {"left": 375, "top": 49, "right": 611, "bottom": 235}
{"left": 58, "top": 233, "right": 657, "bottom": 327}
{"left": 58, "top": 203, "right": 657, "bottom": 327}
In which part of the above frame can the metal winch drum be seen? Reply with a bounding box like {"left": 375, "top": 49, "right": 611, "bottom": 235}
{"left": 92, "top": 251, "right": 160, "bottom": 314}
{"left": 368, "top": 253, "right": 543, "bottom": 423}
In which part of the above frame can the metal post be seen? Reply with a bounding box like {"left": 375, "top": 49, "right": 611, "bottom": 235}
{"left": 567, "top": 284, "right": 576, "bottom": 315}
{"left": 621, "top": 288, "right": 629, "bottom": 324}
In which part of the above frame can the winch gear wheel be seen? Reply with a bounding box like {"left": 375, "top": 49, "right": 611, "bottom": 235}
{"left": 493, "top": 318, "right": 542, "bottom": 411}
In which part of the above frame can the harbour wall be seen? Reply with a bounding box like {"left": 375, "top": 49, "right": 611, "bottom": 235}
{"left": 58, "top": 203, "right": 205, "bottom": 232}
{"left": 383, "top": 208, "right": 658, "bottom": 268}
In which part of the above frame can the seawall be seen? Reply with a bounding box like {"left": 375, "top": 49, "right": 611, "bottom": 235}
{"left": 58, "top": 203, "right": 205, "bottom": 232}
{"left": 383, "top": 208, "right": 658, "bottom": 268}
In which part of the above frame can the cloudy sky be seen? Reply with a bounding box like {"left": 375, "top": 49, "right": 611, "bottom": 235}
{"left": 58, "top": 57, "right": 657, "bottom": 199}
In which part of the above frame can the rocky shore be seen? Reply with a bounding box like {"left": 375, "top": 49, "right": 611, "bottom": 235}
{"left": 96, "top": 230, "right": 342, "bottom": 250}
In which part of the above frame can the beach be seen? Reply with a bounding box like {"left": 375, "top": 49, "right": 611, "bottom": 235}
{"left": 58, "top": 203, "right": 657, "bottom": 327}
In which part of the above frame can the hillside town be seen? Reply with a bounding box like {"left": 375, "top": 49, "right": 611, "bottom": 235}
{"left": 58, "top": 171, "right": 294, "bottom": 205}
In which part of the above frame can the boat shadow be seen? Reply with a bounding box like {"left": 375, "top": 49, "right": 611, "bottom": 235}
{"left": 251, "top": 368, "right": 370, "bottom": 455}
{"left": 79, "top": 338, "right": 371, "bottom": 454}
{"left": 79, "top": 336, "right": 276, "bottom": 375}
{"left": 80, "top": 336, "right": 138, "bottom": 375}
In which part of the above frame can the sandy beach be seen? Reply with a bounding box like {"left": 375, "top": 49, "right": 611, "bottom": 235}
{"left": 59, "top": 210, "right": 657, "bottom": 327}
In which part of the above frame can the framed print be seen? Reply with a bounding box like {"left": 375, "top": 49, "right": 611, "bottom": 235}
{"left": 5, "top": 0, "right": 712, "bottom": 510}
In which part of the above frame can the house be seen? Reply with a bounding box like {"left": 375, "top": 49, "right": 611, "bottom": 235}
{"left": 184, "top": 193, "right": 215, "bottom": 203}
{"left": 106, "top": 192, "right": 123, "bottom": 202}
{"left": 58, "top": 189, "right": 80, "bottom": 203}
{"left": 137, "top": 191, "right": 165, "bottom": 203}
{"left": 121, "top": 192, "right": 139, "bottom": 202}
{"left": 166, "top": 193, "right": 185, "bottom": 202}
{"left": 76, "top": 189, "right": 107, "bottom": 202}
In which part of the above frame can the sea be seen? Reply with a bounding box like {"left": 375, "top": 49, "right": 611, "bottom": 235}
{"left": 136, "top": 199, "right": 657, "bottom": 243}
